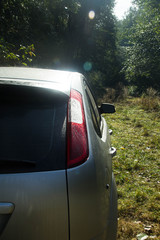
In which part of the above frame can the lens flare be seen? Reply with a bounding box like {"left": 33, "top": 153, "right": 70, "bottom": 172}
{"left": 88, "top": 11, "right": 95, "bottom": 20}
{"left": 83, "top": 62, "right": 92, "bottom": 71}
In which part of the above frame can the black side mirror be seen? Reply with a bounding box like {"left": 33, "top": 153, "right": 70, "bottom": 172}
{"left": 99, "top": 103, "right": 115, "bottom": 114}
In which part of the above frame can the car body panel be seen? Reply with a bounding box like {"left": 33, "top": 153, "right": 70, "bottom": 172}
{"left": 0, "top": 67, "right": 76, "bottom": 96}
{"left": 67, "top": 78, "right": 115, "bottom": 240}
{"left": 0, "top": 171, "right": 69, "bottom": 240}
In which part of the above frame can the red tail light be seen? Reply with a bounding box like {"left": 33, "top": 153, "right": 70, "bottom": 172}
{"left": 67, "top": 89, "right": 88, "bottom": 168}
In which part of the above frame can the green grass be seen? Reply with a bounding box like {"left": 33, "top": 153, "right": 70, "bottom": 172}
{"left": 104, "top": 98, "right": 160, "bottom": 240}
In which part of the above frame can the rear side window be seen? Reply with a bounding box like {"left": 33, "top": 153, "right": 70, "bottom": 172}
{"left": 0, "top": 85, "right": 68, "bottom": 173}
{"left": 85, "top": 84, "right": 101, "bottom": 137}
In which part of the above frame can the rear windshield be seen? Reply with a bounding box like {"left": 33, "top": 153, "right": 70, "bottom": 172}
{"left": 0, "top": 85, "right": 68, "bottom": 173}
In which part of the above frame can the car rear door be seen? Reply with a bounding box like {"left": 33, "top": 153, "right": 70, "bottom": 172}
{"left": 0, "top": 85, "right": 69, "bottom": 240}
{"left": 85, "top": 83, "right": 113, "bottom": 220}
{"left": 66, "top": 80, "right": 113, "bottom": 240}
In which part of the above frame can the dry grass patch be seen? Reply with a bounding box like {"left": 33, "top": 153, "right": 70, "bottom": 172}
{"left": 138, "top": 88, "right": 160, "bottom": 112}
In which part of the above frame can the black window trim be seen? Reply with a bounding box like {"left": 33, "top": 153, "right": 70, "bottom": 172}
{"left": 83, "top": 80, "right": 102, "bottom": 137}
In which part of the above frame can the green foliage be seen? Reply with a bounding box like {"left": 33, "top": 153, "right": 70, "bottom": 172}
{"left": 117, "top": 7, "right": 138, "bottom": 47}
{"left": 87, "top": 71, "right": 106, "bottom": 99}
{"left": 0, "top": 0, "right": 121, "bottom": 91}
{"left": 0, "top": 38, "right": 35, "bottom": 66}
{"left": 118, "top": 0, "right": 160, "bottom": 92}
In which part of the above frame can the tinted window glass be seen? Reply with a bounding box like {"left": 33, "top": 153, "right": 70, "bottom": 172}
{"left": 85, "top": 84, "right": 101, "bottom": 136}
{"left": 0, "top": 85, "right": 68, "bottom": 173}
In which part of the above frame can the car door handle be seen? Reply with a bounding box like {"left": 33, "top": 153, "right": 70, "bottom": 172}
{"left": 0, "top": 203, "right": 15, "bottom": 236}
{"left": 0, "top": 203, "right": 15, "bottom": 214}
{"left": 109, "top": 147, "right": 116, "bottom": 158}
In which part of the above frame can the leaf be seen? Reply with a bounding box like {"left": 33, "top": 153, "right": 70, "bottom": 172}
{"left": 22, "top": 62, "right": 27, "bottom": 66}
{"left": 28, "top": 51, "right": 32, "bottom": 56}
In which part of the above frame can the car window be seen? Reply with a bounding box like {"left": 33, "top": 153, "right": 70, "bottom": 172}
{"left": 85, "top": 83, "right": 101, "bottom": 137}
{"left": 0, "top": 85, "right": 68, "bottom": 173}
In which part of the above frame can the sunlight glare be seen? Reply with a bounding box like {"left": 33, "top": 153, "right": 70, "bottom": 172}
{"left": 88, "top": 11, "right": 95, "bottom": 20}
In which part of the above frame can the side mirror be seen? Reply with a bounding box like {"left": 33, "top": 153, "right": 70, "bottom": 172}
{"left": 99, "top": 103, "right": 115, "bottom": 114}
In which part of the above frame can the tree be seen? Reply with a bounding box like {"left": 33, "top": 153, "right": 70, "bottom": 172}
{"left": 0, "top": 38, "right": 35, "bottom": 66}
{"left": 0, "top": 0, "right": 120, "bottom": 97}
{"left": 120, "top": 0, "right": 160, "bottom": 92}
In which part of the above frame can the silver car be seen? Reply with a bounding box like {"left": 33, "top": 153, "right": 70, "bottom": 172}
{"left": 0, "top": 67, "right": 117, "bottom": 240}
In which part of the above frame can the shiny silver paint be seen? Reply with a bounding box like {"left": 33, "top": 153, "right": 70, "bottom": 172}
{"left": 0, "top": 67, "right": 117, "bottom": 240}
{"left": 0, "top": 67, "right": 72, "bottom": 96}
{"left": 0, "top": 171, "right": 69, "bottom": 240}
{"left": 67, "top": 77, "right": 117, "bottom": 240}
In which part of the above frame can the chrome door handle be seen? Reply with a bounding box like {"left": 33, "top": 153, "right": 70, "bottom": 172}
{"left": 0, "top": 203, "right": 15, "bottom": 214}
{"left": 109, "top": 147, "right": 116, "bottom": 158}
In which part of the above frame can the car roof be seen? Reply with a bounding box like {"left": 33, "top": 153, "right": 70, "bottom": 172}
{"left": 0, "top": 67, "right": 82, "bottom": 96}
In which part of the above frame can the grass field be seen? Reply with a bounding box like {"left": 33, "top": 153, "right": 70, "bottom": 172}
{"left": 104, "top": 97, "right": 160, "bottom": 240}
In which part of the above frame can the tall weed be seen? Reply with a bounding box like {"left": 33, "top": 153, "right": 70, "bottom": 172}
{"left": 139, "top": 88, "right": 160, "bottom": 111}
{"left": 98, "top": 83, "right": 129, "bottom": 104}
